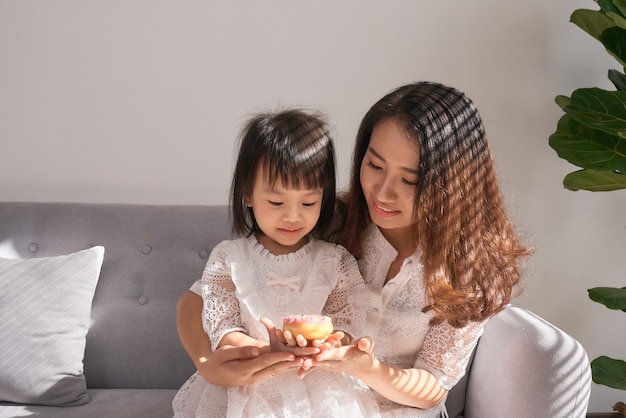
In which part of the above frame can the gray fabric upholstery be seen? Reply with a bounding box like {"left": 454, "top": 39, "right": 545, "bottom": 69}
{"left": 461, "top": 306, "right": 591, "bottom": 418}
{"left": 0, "top": 389, "right": 177, "bottom": 418}
{"left": 0, "top": 202, "right": 591, "bottom": 417}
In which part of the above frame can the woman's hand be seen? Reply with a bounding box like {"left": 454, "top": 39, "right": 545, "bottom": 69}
{"left": 297, "top": 336, "right": 376, "bottom": 378}
{"left": 303, "top": 336, "right": 447, "bottom": 409}
{"left": 200, "top": 344, "right": 303, "bottom": 387}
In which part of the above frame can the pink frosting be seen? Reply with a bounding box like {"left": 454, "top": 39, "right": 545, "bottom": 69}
{"left": 283, "top": 314, "right": 331, "bottom": 324}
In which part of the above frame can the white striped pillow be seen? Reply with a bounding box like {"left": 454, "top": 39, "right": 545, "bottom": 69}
{"left": 0, "top": 246, "right": 104, "bottom": 406}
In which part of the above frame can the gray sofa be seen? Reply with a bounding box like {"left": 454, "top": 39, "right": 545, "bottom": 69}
{"left": 0, "top": 202, "right": 592, "bottom": 418}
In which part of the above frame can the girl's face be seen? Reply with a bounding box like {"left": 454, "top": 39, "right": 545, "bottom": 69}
{"left": 360, "top": 117, "right": 420, "bottom": 235}
{"left": 246, "top": 165, "right": 323, "bottom": 255}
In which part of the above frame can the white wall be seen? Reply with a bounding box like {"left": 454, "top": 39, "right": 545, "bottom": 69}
{"left": 1, "top": 0, "right": 624, "bottom": 411}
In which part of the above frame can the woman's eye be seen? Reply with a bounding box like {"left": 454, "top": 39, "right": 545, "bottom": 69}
{"left": 366, "top": 161, "right": 382, "bottom": 170}
{"left": 402, "top": 178, "right": 418, "bottom": 186}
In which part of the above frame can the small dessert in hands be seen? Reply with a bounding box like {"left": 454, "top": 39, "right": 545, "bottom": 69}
{"left": 283, "top": 314, "right": 333, "bottom": 341}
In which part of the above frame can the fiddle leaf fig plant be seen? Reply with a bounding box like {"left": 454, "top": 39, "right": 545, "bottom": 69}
{"left": 549, "top": 1, "right": 626, "bottom": 191}
{"left": 587, "top": 287, "right": 626, "bottom": 391}
{"left": 549, "top": 1, "right": 626, "bottom": 413}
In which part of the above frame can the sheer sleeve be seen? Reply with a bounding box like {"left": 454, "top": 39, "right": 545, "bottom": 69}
{"left": 189, "top": 279, "right": 201, "bottom": 295}
{"left": 414, "top": 319, "right": 485, "bottom": 390}
{"left": 200, "top": 241, "right": 246, "bottom": 351}
{"left": 321, "top": 245, "right": 369, "bottom": 340}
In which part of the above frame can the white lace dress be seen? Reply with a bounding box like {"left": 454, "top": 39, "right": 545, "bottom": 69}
{"left": 359, "top": 224, "right": 486, "bottom": 417}
{"left": 172, "top": 235, "right": 380, "bottom": 418}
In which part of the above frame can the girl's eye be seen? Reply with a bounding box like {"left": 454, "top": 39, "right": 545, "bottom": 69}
{"left": 366, "top": 161, "right": 382, "bottom": 170}
{"left": 268, "top": 201, "right": 283, "bottom": 206}
{"left": 302, "top": 202, "right": 317, "bottom": 207}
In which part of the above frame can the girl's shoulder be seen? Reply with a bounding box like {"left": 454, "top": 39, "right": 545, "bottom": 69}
{"left": 209, "top": 237, "right": 252, "bottom": 259}
{"left": 212, "top": 236, "right": 248, "bottom": 250}
{"left": 308, "top": 238, "right": 358, "bottom": 268}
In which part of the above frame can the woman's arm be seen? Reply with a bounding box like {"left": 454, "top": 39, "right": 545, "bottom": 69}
{"left": 311, "top": 337, "right": 447, "bottom": 410}
{"left": 176, "top": 290, "right": 301, "bottom": 386}
{"left": 176, "top": 290, "right": 214, "bottom": 371}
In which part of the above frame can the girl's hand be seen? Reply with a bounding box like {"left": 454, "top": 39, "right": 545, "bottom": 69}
{"left": 260, "top": 317, "right": 320, "bottom": 357}
{"left": 282, "top": 329, "right": 309, "bottom": 348}
{"left": 312, "top": 330, "right": 345, "bottom": 350}
{"left": 282, "top": 329, "right": 346, "bottom": 349}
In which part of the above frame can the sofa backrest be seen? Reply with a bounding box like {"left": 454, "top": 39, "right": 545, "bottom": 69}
{"left": 0, "top": 202, "right": 593, "bottom": 416}
{"left": 0, "top": 202, "right": 232, "bottom": 389}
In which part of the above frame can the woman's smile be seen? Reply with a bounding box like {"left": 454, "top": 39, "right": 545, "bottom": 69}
{"left": 373, "top": 201, "right": 400, "bottom": 217}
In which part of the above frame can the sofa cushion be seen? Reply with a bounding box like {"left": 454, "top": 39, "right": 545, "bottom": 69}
{"left": 0, "top": 247, "right": 104, "bottom": 406}
{"left": 0, "top": 389, "right": 176, "bottom": 418}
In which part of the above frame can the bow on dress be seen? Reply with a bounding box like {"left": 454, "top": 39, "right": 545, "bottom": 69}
{"left": 266, "top": 272, "right": 301, "bottom": 291}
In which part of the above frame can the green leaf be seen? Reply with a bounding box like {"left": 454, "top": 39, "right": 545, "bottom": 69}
{"left": 591, "top": 356, "right": 626, "bottom": 390}
{"left": 557, "top": 88, "right": 626, "bottom": 136}
{"left": 549, "top": 115, "right": 626, "bottom": 172}
{"left": 607, "top": 11, "right": 626, "bottom": 30}
{"left": 563, "top": 169, "right": 626, "bottom": 191}
{"left": 614, "top": 0, "right": 626, "bottom": 17}
{"left": 598, "top": 0, "right": 623, "bottom": 16}
{"left": 572, "top": 9, "right": 618, "bottom": 40}
{"left": 608, "top": 69, "right": 626, "bottom": 91}
{"left": 588, "top": 287, "right": 626, "bottom": 310}
{"left": 555, "top": 95, "right": 571, "bottom": 108}
{"left": 599, "top": 26, "right": 626, "bottom": 67}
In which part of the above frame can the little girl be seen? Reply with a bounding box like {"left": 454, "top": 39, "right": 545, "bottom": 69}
{"left": 172, "top": 109, "right": 380, "bottom": 417}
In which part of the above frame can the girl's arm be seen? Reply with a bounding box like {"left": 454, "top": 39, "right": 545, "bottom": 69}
{"left": 176, "top": 289, "right": 301, "bottom": 386}
{"left": 218, "top": 330, "right": 268, "bottom": 352}
{"left": 215, "top": 318, "right": 325, "bottom": 357}
{"left": 311, "top": 337, "right": 447, "bottom": 410}
{"left": 319, "top": 246, "right": 370, "bottom": 343}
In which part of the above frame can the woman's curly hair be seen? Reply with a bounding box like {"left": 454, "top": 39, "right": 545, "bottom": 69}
{"left": 340, "top": 82, "right": 533, "bottom": 327}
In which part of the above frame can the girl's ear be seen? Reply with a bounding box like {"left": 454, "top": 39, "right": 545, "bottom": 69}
{"left": 244, "top": 195, "right": 252, "bottom": 207}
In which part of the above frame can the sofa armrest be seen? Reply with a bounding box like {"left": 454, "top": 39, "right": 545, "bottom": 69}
{"left": 464, "top": 305, "right": 591, "bottom": 418}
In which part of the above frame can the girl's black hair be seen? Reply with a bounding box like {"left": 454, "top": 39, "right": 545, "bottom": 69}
{"left": 230, "top": 108, "right": 336, "bottom": 237}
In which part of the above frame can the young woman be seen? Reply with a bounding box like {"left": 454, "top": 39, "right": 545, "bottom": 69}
{"left": 177, "top": 82, "right": 533, "bottom": 417}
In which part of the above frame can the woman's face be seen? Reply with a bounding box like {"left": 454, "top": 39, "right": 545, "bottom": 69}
{"left": 359, "top": 117, "right": 420, "bottom": 234}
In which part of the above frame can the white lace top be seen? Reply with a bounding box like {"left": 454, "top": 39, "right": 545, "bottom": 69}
{"left": 174, "top": 235, "right": 381, "bottom": 418}
{"left": 181, "top": 227, "right": 485, "bottom": 417}
{"left": 360, "top": 224, "right": 485, "bottom": 391}
{"left": 200, "top": 235, "right": 368, "bottom": 350}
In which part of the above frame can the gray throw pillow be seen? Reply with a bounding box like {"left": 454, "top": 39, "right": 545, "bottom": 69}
{"left": 0, "top": 246, "right": 104, "bottom": 406}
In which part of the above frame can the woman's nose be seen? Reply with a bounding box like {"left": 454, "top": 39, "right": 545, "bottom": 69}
{"left": 377, "top": 176, "right": 397, "bottom": 200}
